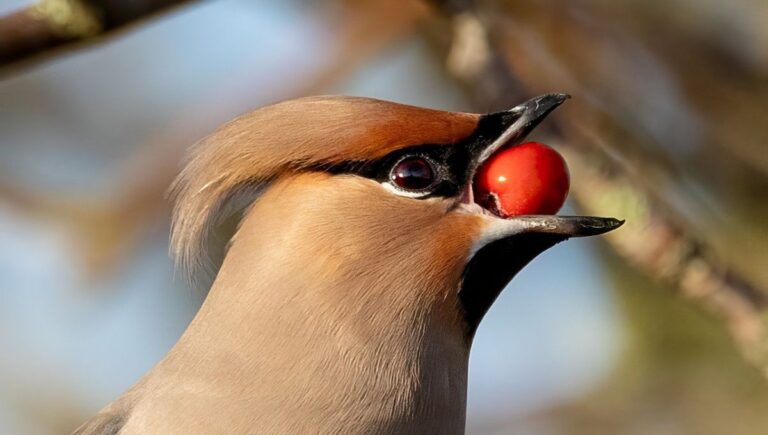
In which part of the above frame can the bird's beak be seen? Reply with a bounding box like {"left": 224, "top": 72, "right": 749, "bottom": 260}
{"left": 459, "top": 92, "right": 623, "bottom": 239}
{"left": 457, "top": 94, "right": 623, "bottom": 336}
{"left": 469, "top": 93, "right": 571, "bottom": 173}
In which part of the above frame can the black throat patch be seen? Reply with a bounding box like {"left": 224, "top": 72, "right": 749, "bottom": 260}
{"left": 458, "top": 233, "right": 568, "bottom": 339}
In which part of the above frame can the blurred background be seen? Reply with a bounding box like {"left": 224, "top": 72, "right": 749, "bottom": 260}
{"left": 1, "top": 0, "right": 767, "bottom": 434}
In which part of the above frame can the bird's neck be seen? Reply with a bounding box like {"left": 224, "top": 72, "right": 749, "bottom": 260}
{"left": 153, "top": 207, "right": 471, "bottom": 433}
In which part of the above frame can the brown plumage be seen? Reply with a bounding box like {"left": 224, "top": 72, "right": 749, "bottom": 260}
{"left": 170, "top": 96, "right": 479, "bottom": 283}
{"left": 74, "top": 94, "right": 621, "bottom": 434}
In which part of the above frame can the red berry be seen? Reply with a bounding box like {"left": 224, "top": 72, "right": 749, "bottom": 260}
{"left": 473, "top": 141, "right": 570, "bottom": 217}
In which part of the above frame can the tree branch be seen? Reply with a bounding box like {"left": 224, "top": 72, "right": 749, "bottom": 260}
{"left": 424, "top": 1, "right": 768, "bottom": 379}
{"left": 0, "top": 0, "right": 195, "bottom": 74}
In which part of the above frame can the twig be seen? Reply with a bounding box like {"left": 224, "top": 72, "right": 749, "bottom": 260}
{"left": 0, "top": 0, "right": 427, "bottom": 283}
{"left": 425, "top": 2, "right": 768, "bottom": 379}
{"left": 0, "top": 0, "right": 195, "bottom": 74}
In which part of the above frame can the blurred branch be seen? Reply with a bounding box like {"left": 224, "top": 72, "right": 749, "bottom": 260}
{"left": 0, "top": 0, "right": 427, "bottom": 283}
{"left": 76, "top": 0, "right": 427, "bottom": 280}
{"left": 425, "top": 1, "right": 768, "bottom": 379}
{"left": 565, "top": 140, "right": 768, "bottom": 374}
{"left": 0, "top": 0, "right": 195, "bottom": 74}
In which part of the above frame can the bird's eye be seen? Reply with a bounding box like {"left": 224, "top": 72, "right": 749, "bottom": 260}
{"left": 390, "top": 156, "right": 436, "bottom": 191}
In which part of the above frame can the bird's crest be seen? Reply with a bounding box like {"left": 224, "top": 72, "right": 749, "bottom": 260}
{"left": 168, "top": 96, "right": 479, "bottom": 285}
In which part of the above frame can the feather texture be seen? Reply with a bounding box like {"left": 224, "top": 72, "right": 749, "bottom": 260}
{"left": 168, "top": 96, "right": 478, "bottom": 285}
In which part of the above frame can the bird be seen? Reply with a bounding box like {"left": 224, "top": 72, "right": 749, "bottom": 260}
{"left": 73, "top": 93, "right": 622, "bottom": 434}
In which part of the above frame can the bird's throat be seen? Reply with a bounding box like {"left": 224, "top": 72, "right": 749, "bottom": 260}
{"left": 144, "top": 202, "right": 473, "bottom": 434}
{"left": 459, "top": 233, "right": 567, "bottom": 337}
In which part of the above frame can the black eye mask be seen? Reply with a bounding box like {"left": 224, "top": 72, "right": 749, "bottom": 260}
{"left": 307, "top": 111, "right": 515, "bottom": 199}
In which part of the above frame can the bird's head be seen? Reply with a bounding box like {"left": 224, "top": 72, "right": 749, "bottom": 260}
{"left": 170, "top": 94, "right": 622, "bottom": 342}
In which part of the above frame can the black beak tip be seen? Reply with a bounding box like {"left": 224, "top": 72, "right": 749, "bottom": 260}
{"left": 549, "top": 92, "right": 571, "bottom": 103}
{"left": 514, "top": 215, "right": 625, "bottom": 238}
{"left": 575, "top": 216, "right": 624, "bottom": 236}
{"left": 529, "top": 92, "right": 570, "bottom": 114}
{"left": 506, "top": 93, "right": 571, "bottom": 128}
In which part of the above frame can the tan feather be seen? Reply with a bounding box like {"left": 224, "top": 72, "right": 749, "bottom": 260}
{"left": 169, "top": 95, "right": 479, "bottom": 285}
{"left": 119, "top": 172, "right": 485, "bottom": 434}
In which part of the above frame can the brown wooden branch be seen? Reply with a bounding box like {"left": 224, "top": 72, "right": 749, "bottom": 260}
{"left": 424, "top": 2, "right": 768, "bottom": 379}
{"left": 564, "top": 141, "right": 768, "bottom": 378}
{"left": 0, "top": 0, "right": 195, "bottom": 74}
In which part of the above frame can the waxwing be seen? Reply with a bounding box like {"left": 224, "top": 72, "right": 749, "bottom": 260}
{"left": 74, "top": 94, "right": 621, "bottom": 435}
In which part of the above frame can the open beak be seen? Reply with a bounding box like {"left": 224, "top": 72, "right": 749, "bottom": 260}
{"left": 457, "top": 94, "right": 623, "bottom": 336}
{"left": 460, "top": 93, "right": 622, "bottom": 238}
{"left": 471, "top": 93, "right": 571, "bottom": 171}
